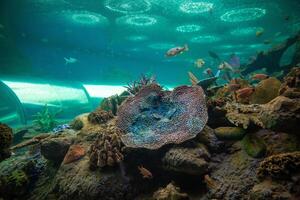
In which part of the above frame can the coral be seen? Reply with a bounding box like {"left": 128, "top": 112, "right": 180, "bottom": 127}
{"left": 250, "top": 77, "right": 281, "bottom": 104}
{"left": 0, "top": 170, "right": 29, "bottom": 197}
{"left": 249, "top": 180, "right": 292, "bottom": 200}
{"left": 62, "top": 144, "right": 86, "bottom": 164}
{"left": 279, "top": 67, "right": 300, "bottom": 98}
{"left": 117, "top": 84, "right": 208, "bottom": 149}
{"left": 242, "top": 134, "right": 266, "bottom": 158}
{"left": 100, "top": 94, "right": 126, "bottom": 116}
{"left": 33, "top": 104, "right": 59, "bottom": 132}
{"left": 162, "top": 146, "right": 210, "bottom": 175}
{"left": 88, "top": 108, "right": 114, "bottom": 124}
{"left": 70, "top": 116, "right": 84, "bottom": 130}
{"left": 153, "top": 182, "right": 189, "bottom": 200}
{"left": 196, "top": 126, "right": 224, "bottom": 153}
{"left": 0, "top": 123, "right": 13, "bottom": 161}
{"left": 89, "top": 125, "right": 124, "bottom": 169}
{"left": 205, "top": 150, "right": 260, "bottom": 199}
{"left": 214, "top": 127, "right": 246, "bottom": 140}
{"left": 257, "top": 151, "right": 300, "bottom": 180}
{"left": 124, "top": 74, "right": 156, "bottom": 95}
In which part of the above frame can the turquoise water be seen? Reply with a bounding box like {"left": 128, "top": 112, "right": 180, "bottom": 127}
{"left": 0, "top": 0, "right": 299, "bottom": 125}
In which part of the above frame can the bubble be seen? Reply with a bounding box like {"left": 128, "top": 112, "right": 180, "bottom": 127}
{"left": 126, "top": 35, "right": 148, "bottom": 41}
{"left": 104, "top": 0, "right": 151, "bottom": 14}
{"left": 190, "top": 35, "right": 220, "bottom": 43}
{"left": 230, "top": 27, "right": 263, "bottom": 36}
{"left": 116, "top": 15, "right": 157, "bottom": 26}
{"left": 176, "top": 24, "right": 202, "bottom": 33}
{"left": 179, "top": 2, "right": 213, "bottom": 14}
{"left": 62, "top": 11, "right": 109, "bottom": 26}
{"left": 220, "top": 8, "right": 266, "bottom": 22}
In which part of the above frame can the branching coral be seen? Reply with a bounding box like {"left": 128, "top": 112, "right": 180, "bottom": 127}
{"left": 153, "top": 182, "right": 189, "bottom": 200}
{"left": 117, "top": 84, "right": 208, "bottom": 149}
{"left": 87, "top": 109, "right": 114, "bottom": 124}
{"left": 124, "top": 74, "right": 156, "bottom": 96}
{"left": 88, "top": 126, "right": 124, "bottom": 169}
{"left": 100, "top": 94, "right": 126, "bottom": 116}
{"left": 257, "top": 151, "right": 300, "bottom": 180}
{"left": 33, "top": 104, "right": 59, "bottom": 132}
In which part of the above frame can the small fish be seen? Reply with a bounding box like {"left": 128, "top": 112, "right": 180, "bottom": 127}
{"left": 165, "top": 44, "right": 188, "bottom": 57}
{"left": 64, "top": 57, "right": 78, "bottom": 65}
{"left": 204, "top": 174, "right": 218, "bottom": 189}
{"left": 52, "top": 124, "right": 70, "bottom": 134}
{"left": 228, "top": 53, "right": 240, "bottom": 68}
{"left": 252, "top": 74, "right": 269, "bottom": 80}
{"left": 228, "top": 83, "right": 241, "bottom": 92}
{"left": 219, "top": 62, "right": 233, "bottom": 71}
{"left": 204, "top": 68, "right": 214, "bottom": 77}
{"left": 255, "top": 28, "right": 264, "bottom": 37}
{"left": 236, "top": 87, "right": 255, "bottom": 99}
{"left": 284, "top": 15, "right": 290, "bottom": 21}
{"left": 274, "top": 32, "right": 281, "bottom": 37}
{"left": 195, "top": 58, "right": 205, "bottom": 68}
{"left": 208, "top": 51, "right": 221, "bottom": 62}
{"left": 138, "top": 165, "right": 153, "bottom": 179}
{"left": 188, "top": 71, "right": 200, "bottom": 85}
{"left": 263, "top": 39, "right": 272, "bottom": 45}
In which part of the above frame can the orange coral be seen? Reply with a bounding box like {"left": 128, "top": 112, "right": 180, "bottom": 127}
{"left": 63, "top": 144, "right": 86, "bottom": 164}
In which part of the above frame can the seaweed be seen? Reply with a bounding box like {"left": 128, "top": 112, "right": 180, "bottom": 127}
{"left": 33, "top": 105, "right": 60, "bottom": 132}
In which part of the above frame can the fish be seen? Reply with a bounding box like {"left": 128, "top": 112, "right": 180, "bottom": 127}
{"left": 228, "top": 53, "right": 240, "bottom": 69}
{"left": 165, "top": 44, "right": 188, "bottom": 57}
{"left": 274, "top": 32, "right": 281, "bottom": 37}
{"left": 255, "top": 28, "right": 264, "bottom": 37}
{"left": 236, "top": 87, "right": 255, "bottom": 99}
{"left": 228, "top": 83, "right": 241, "bottom": 92}
{"left": 284, "top": 15, "right": 290, "bottom": 21}
{"left": 52, "top": 124, "right": 70, "bottom": 134}
{"left": 204, "top": 68, "right": 214, "bottom": 77}
{"left": 208, "top": 51, "right": 221, "bottom": 62}
{"left": 204, "top": 174, "right": 218, "bottom": 189}
{"left": 263, "top": 39, "right": 272, "bottom": 45}
{"left": 219, "top": 62, "right": 233, "bottom": 71}
{"left": 64, "top": 57, "right": 78, "bottom": 65}
{"left": 138, "top": 165, "right": 153, "bottom": 179}
{"left": 252, "top": 74, "right": 269, "bottom": 80}
{"left": 195, "top": 58, "right": 205, "bottom": 68}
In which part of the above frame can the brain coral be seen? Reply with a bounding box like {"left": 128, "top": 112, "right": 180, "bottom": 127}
{"left": 116, "top": 84, "right": 208, "bottom": 149}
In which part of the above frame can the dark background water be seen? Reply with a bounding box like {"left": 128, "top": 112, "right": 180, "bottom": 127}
{"left": 0, "top": 0, "right": 300, "bottom": 85}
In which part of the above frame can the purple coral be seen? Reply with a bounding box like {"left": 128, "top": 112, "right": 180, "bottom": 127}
{"left": 116, "top": 84, "right": 208, "bottom": 149}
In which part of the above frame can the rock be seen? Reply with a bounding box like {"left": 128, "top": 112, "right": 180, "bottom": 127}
{"left": 162, "top": 147, "right": 210, "bottom": 175}
{"left": 62, "top": 144, "right": 86, "bottom": 164}
{"left": 0, "top": 170, "right": 29, "bottom": 197}
{"left": 70, "top": 116, "right": 84, "bottom": 130}
{"left": 153, "top": 182, "right": 189, "bottom": 200}
{"left": 205, "top": 150, "right": 260, "bottom": 200}
{"left": 117, "top": 84, "right": 208, "bottom": 149}
{"left": 279, "top": 67, "right": 300, "bottom": 98}
{"left": 249, "top": 180, "right": 292, "bottom": 200}
{"left": 257, "top": 151, "right": 300, "bottom": 180}
{"left": 196, "top": 126, "right": 224, "bottom": 152}
{"left": 0, "top": 123, "right": 13, "bottom": 161}
{"left": 255, "top": 129, "right": 300, "bottom": 156}
{"left": 242, "top": 134, "right": 266, "bottom": 158}
{"left": 250, "top": 77, "right": 281, "bottom": 104}
{"left": 41, "top": 136, "right": 74, "bottom": 164}
{"left": 52, "top": 156, "right": 134, "bottom": 200}
{"left": 214, "top": 127, "right": 246, "bottom": 140}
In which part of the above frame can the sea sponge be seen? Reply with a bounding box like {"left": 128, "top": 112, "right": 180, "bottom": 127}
{"left": 257, "top": 151, "right": 300, "bottom": 180}
{"left": 88, "top": 126, "right": 124, "bottom": 169}
{"left": 153, "top": 182, "right": 189, "bottom": 200}
{"left": 62, "top": 144, "right": 86, "bottom": 164}
{"left": 87, "top": 109, "right": 114, "bottom": 124}
{"left": 117, "top": 84, "right": 208, "bottom": 149}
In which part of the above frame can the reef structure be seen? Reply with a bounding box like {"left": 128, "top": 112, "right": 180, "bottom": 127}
{"left": 0, "top": 123, "right": 13, "bottom": 161}
{"left": 116, "top": 84, "right": 208, "bottom": 149}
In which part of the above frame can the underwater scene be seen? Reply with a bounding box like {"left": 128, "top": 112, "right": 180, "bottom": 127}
{"left": 1, "top": 0, "right": 300, "bottom": 199}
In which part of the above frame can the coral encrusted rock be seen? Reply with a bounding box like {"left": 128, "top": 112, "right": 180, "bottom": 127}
{"left": 0, "top": 123, "right": 13, "bottom": 161}
{"left": 214, "top": 127, "right": 246, "bottom": 140}
{"left": 88, "top": 109, "right": 114, "bottom": 124}
{"left": 153, "top": 182, "right": 189, "bottom": 200}
{"left": 62, "top": 144, "right": 86, "bottom": 164}
{"left": 162, "top": 146, "right": 210, "bottom": 175}
{"left": 257, "top": 151, "right": 300, "bottom": 180}
{"left": 279, "top": 67, "right": 300, "bottom": 98}
{"left": 116, "top": 84, "right": 208, "bottom": 149}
